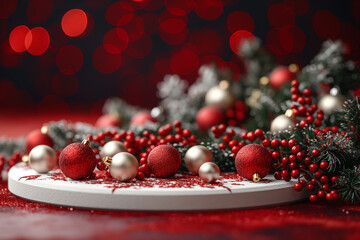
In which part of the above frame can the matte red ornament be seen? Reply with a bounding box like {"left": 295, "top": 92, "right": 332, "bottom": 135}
{"left": 26, "top": 129, "right": 53, "bottom": 153}
{"left": 196, "top": 106, "right": 225, "bottom": 132}
{"left": 235, "top": 144, "right": 272, "bottom": 181}
{"left": 147, "top": 145, "right": 181, "bottom": 178}
{"left": 130, "top": 111, "right": 157, "bottom": 126}
{"left": 59, "top": 142, "right": 97, "bottom": 180}
{"left": 269, "top": 66, "right": 295, "bottom": 90}
{"left": 95, "top": 114, "right": 122, "bottom": 128}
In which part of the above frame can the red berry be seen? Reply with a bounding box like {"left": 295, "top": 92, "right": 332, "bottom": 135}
{"left": 309, "top": 164, "right": 318, "bottom": 173}
{"left": 291, "top": 169, "right": 300, "bottom": 178}
{"left": 320, "top": 176, "right": 329, "bottom": 184}
{"left": 331, "top": 176, "right": 338, "bottom": 183}
{"left": 300, "top": 120, "right": 307, "bottom": 128}
{"left": 326, "top": 193, "right": 333, "bottom": 201}
{"left": 247, "top": 132, "right": 256, "bottom": 141}
{"left": 231, "top": 146, "right": 240, "bottom": 154}
{"left": 294, "top": 183, "right": 303, "bottom": 191}
{"left": 219, "top": 143, "right": 226, "bottom": 150}
{"left": 288, "top": 139, "right": 297, "bottom": 147}
{"left": 291, "top": 145, "right": 301, "bottom": 154}
{"left": 323, "top": 184, "right": 330, "bottom": 190}
{"left": 281, "top": 157, "right": 289, "bottom": 165}
{"left": 271, "top": 139, "right": 281, "bottom": 148}
{"left": 312, "top": 149, "right": 320, "bottom": 158}
{"left": 182, "top": 129, "right": 191, "bottom": 137}
{"left": 97, "top": 162, "right": 106, "bottom": 170}
{"left": 222, "top": 135, "right": 230, "bottom": 143}
{"left": 281, "top": 139, "right": 288, "bottom": 147}
{"left": 307, "top": 184, "right": 315, "bottom": 191}
{"left": 298, "top": 97, "right": 305, "bottom": 105}
{"left": 241, "top": 132, "right": 248, "bottom": 140}
{"left": 218, "top": 124, "right": 226, "bottom": 132}
{"left": 262, "top": 139, "right": 270, "bottom": 147}
{"left": 314, "top": 171, "right": 322, "bottom": 179}
{"left": 211, "top": 126, "right": 219, "bottom": 134}
{"left": 303, "top": 88, "right": 312, "bottom": 96}
{"left": 254, "top": 129, "right": 263, "bottom": 137}
{"left": 291, "top": 80, "right": 299, "bottom": 87}
{"left": 281, "top": 170, "right": 291, "bottom": 181}
{"left": 315, "top": 120, "right": 322, "bottom": 127}
{"left": 304, "top": 157, "right": 312, "bottom": 165}
{"left": 173, "top": 121, "right": 181, "bottom": 128}
{"left": 289, "top": 162, "right": 297, "bottom": 170}
{"left": 331, "top": 126, "right": 339, "bottom": 133}
{"left": 290, "top": 86, "right": 299, "bottom": 94}
{"left": 274, "top": 171, "right": 282, "bottom": 180}
{"left": 296, "top": 151, "right": 305, "bottom": 160}
{"left": 319, "top": 161, "right": 329, "bottom": 170}
{"left": 289, "top": 154, "right": 297, "bottom": 162}
{"left": 291, "top": 94, "right": 299, "bottom": 101}
{"left": 272, "top": 151, "right": 280, "bottom": 160}
{"left": 227, "top": 129, "right": 235, "bottom": 138}
{"left": 318, "top": 190, "right": 326, "bottom": 200}
{"left": 309, "top": 194, "right": 318, "bottom": 202}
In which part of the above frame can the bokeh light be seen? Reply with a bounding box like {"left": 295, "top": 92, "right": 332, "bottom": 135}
{"left": 313, "top": 10, "right": 340, "bottom": 39}
{"left": 282, "top": 0, "right": 309, "bottom": 16}
{"left": 160, "top": 18, "right": 187, "bottom": 34}
{"left": 266, "top": 28, "right": 294, "bottom": 55}
{"left": 105, "top": 1, "right": 134, "bottom": 26}
{"left": 61, "top": 9, "right": 88, "bottom": 37}
{"left": 126, "top": 34, "right": 153, "bottom": 59}
{"left": 92, "top": 46, "right": 122, "bottom": 74}
{"left": 121, "top": 15, "right": 145, "bottom": 42}
{"left": 26, "top": 0, "right": 53, "bottom": 24}
{"left": 25, "top": 27, "right": 50, "bottom": 55}
{"left": 170, "top": 49, "right": 199, "bottom": 75}
{"left": 56, "top": 45, "right": 83, "bottom": 75}
{"left": 48, "top": 22, "right": 69, "bottom": 52}
{"left": 0, "top": 0, "right": 17, "bottom": 19}
{"left": 52, "top": 73, "right": 79, "bottom": 97}
{"left": 229, "top": 30, "right": 255, "bottom": 56}
{"left": 165, "top": 0, "right": 194, "bottom": 16}
{"left": 0, "top": 40, "right": 23, "bottom": 67}
{"left": 195, "top": 0, "right": 223, "bottom": 20}
{"left": 268, "top": 4, "right": 295, "bottom": 29}
{"left": 103, "top": 28, "right": 129, "bottom": 54}
{"left": 287, "top": 26, "right": 306, "bottom": 53}
{"left": 9, "top": 25, "right": 30, "bottom": 52}
{"left": 227, "top": 11, "right": 254, "bottom": 33}
{"left": 142, "top": 13, "right": 159, "bottom": 35}
{"left": 189, "top": 28, "right": 222, "bottom": 55}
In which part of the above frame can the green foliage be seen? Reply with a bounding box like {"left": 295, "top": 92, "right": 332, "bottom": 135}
{"left": 336, "top": 167, "right": 360, "bottom": 203}
{"left": 336, "top": 97, "right": 360, "bottom": 146}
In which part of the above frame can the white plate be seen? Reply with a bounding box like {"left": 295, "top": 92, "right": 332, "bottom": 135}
{"left": 8, "top": 163, "right": 307, "bottom": 211}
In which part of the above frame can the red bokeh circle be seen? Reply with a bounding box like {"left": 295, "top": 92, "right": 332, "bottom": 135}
{"left": 0, "top": 0, "right": 17, "bottom": 19}
{"left": 103, "top": 28, "right": 129, "bottom": 54}
{"left": 194, "top": 0, "right": 223, "bottom": 20}
{"left": 189, "top": 28, "right": 222, "bottom": 55}
{"left": 0, "top": 40, "right": 23, "bottom": 67}
{"left": 61, "top": 9, "right": 88, "bottom": 37}
{"left": 92, "top": 46, "right": 122, "bottom": 74}
{"left": 25, "top": 27, "right": 50, "bottom": 55}
{"left": 170, "top": 49, "right": 199, "bottom": 75}
{"left": 282, "top": 0, "right": 309, "bottom": 16}
{"left": 105, "top": 1, "right": 134, "bottom": 26}
{"left": 160, "top": 18, "right": 187, "bottom": 34}
{"left": 56, "top": 45, "right": 83, "bottom": 75}
{"left": 287, "top": 26, "right": 306, "bottom": 53}
{"left": 26, "top": 0, "right": 53, "bottom": 24}
{"left": 160, "top": 27, "right": 188, "bottom": 45}
{"left": 142, "top": 13, "right": 159, "bottom": 35}
{"left": 268, "top": 4, "right": 295, "bottom": 30}
{"left": 121, "top": 15, "right": 145, "bottom": 42}
{"left": 266, "top": 28, "right": 294, "bottom": 55}
{"left": 126, "top": 34, "right": 153, "bottom": 59}
{"left": 227, "top": 11, "right": 255, "bottom": 33}
{"left": 313, "top": 10, "right": 340, "bottom": 39}
{"left": 9, "top": 25, "right": 30, "bottom": 52}
{"left": 229, "top": 30, "right": 255, "bottom": 56}
{"left": 165, "top": 0, "right": 194, "bottom": 16}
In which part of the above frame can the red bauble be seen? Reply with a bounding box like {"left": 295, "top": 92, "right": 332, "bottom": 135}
{"left": 235, "top": 144, "right": 272, "bottom": 180}
{"left": 269, "top": 66, "right": 295, "bottom": 90}
{"left": 59, "top": 142, "right": 97, "bottom": 180}
{"left": 96, "top": 114, "right": 122, "bottom": 128}
{"left": 147, "top": 145, "right": 181, "bottom": 178}
{"left": 26, "top": 129, "right": 53, "bottom": 153}
{"left": 196, "top": 106, "right": 225, "bottom": 132}
{"left": 130, "top": 111, "right": 157, "bottom": 126}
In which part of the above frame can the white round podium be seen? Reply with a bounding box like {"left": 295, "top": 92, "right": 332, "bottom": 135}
{"left": 8, "top": 163, "right": 307, "bottom": 211}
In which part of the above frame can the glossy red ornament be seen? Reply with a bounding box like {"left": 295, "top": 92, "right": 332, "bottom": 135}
{"left": 26, "top": 129, "right": 53, "bottom": 153}
{"left": 269, "top": 66, "right": 295, "bottom": 90}
{"left": 130, "top": 111, "right": 157, "bottom": 126}
{"left": 195, "top": 106, "right": 225, "bottom": 132}
{"left": 235, "top": 144, "right": 272, "bottom": 181}
{"left": 96, "top": 114, "right": 122, "bottom": 128}
{"left": 59, "top": 142, "right": 97, "bottom": 180}
{"left": 147, "top": 145, "right": 181, "bottom": 178}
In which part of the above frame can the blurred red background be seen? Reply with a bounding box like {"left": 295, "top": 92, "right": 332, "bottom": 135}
{"left": 0, "top": 0, "right": 360, "bottom": 136}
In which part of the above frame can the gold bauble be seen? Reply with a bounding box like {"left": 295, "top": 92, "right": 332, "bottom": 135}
{"left": 184, "top": 145, "right": 213, "bottom": 174}
{"left": 100, "top": 140, "right": 128, "bottom": 158}
{"left": 29, "top": 145, "right": 57, "bottom": 173}
{"left": 270, "top": 114, "right": 295, "bottom": 133}
{"left": 199, "top": 162, "right": 220, "bottom": 183}
{"left": 318, "top": 94, "right": 346, "bottom": 115}
{"left": 105, "top": 152, "right": 138, "bottom": 182}
{"left": 205, "top": 85, "right": 234, "bottom": 110}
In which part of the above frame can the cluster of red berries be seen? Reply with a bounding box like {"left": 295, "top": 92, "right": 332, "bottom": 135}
{"left": 0, "top": 152, "right": 22, "bottom": 177}
{"left": 225, "top": 100, "right": 248, "bottom": 127}
{"left": 290, "top": 80, "right": 324, "bottom": 128}
{"left": 88, "top": 121, "right": 198, "bottom": 180}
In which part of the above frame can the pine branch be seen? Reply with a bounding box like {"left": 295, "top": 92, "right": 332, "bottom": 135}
{"left": 336, "top": 167, "right": 360, "bottom": 203}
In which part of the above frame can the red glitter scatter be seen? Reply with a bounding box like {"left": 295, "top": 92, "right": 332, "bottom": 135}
{"left": 56, "top": 45, "right": 83, "bottom": 75}
{"left": 61, "top": 9, "right": 88, "bottom": 37}
{"left": 160, "top": 18, "right": 187, "bottom": 34}
{"left": 194, "top": 0, "right": 223, "bottom": 20}
{"left": 52, "top": 73, "right": 79, "bottom": 97}
{"left": 0, "top": 40, "right": 23, "bottom": 67}
{"left": 121, "top": 15, "right": 145, "bottom": 42}
{"left": 19, "top": 175, "right": 41, "bottom": 181}
{"left": 287, "top": 26, "right": 306, "bottom": 53}
{"left": 160, "top": 27, "right": 189, "bottom": 45}
{"left": 126, "top": 34, "right": 153, "bottom": 59}
{"left": 105, "top": 1, "right": 134, "bottom": 27}
{"left": 229, "top": 30, "right": 255, "bottom": 56}
{"left": 0, "top": 0, "right": 17, "bottom": 19}
{"left": 24, "top": 27, "right": 50, "bottom": 55}
{"left": 313, "top": 10, "right": 340, "bottom": 39}
{"left": 268, "top": 3, "right": 295, "bottom": 30}
{"left": 282, "top": 0, "right": 309, "bottom": 16}
{"left": 9, "top": 25, "right": 30, "bottom": 52}
{"left": 92, "top": 46, "right": 122, "bottom": 74}
{"left": 26, "top": 0, "right": 53, "bottom": 24}
{"left": 165, "top": 0, "right": 194, "bottom": 16}
{"left": 38, "top": 94, "right": 70, "bottom": 117}
{"left": 86, "top": 0, "right": 111, "bottom": 9}
{"left": 266, "top": 28, "right": 294, "bottom": 55}
{"left": 103, "top": 28, "right": 129, "bottom": 54}
{"left": 170, "top": 49, "right": 199, "bottom": 75}
{"left": 142, "top": 13, "right": 159, "bottom": 35}
{"left": 226, "top": 11, "right": 255, "bottom": 33}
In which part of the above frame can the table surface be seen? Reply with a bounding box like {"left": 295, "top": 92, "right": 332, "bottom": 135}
{"left": 1, "top": 113, "right": 360, "bottom": 239}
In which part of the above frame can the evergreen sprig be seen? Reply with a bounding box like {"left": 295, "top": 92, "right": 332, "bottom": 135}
{"left": 336, "top": 97, "right": 360, "bottom": 146}
{"left": 336, "top": 167, "right": 360, "bottom": 203}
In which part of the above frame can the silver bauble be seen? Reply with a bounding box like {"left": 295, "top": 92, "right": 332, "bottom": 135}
{"left": 100, "top": 140, "right": 127, "bottom": 158}
{"left": 199, "top": 162, "right": 220, "bottom": 183}
{"left": 205, "top": 86, "right": 234, "bottom": 110}
{"left": 185, "top": 145, "right": 213, "bottom": 174}
{"left": 109, "top": 152, "right": 138, "bottom": 182}
{"left": 270, "top": 114, "right": 295, "bottom": 133}
{"left": 29, "top": 145, "right": 57, "bottom": 173}
{"left": 318, "top": 94, "right": 346, "bottom": 115}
